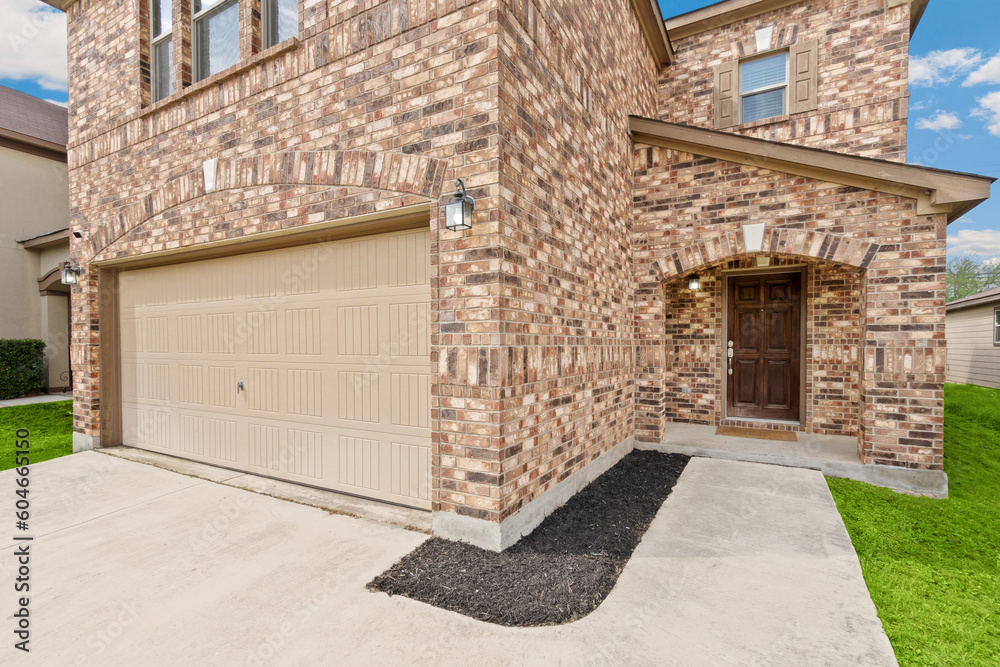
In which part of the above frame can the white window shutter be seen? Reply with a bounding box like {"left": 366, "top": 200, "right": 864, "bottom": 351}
{"left": 789, "top": 40, "right": 819, "bottom": 114}
{"left": 714, "top": 62, "right": 738, "bottom": 129}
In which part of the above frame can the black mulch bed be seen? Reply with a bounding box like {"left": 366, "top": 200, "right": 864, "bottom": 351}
{"left": 368, "top": 450, "right": 690, "bottom": 627}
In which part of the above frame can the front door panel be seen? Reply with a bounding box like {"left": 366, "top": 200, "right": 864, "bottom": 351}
{"left": 727, "top": 271, "right": 802, "bottom": 421}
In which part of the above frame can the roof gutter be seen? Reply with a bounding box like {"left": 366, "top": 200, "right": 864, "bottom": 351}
{"left": 946, "top": 294, "right": 1000, "bottom": 313}
{"left": 629, "top": 116, "right": 994, "bottom": 224}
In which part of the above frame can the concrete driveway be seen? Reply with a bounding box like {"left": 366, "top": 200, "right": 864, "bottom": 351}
{"left": 1, "top": 452, "right": 896, "bottom": 666}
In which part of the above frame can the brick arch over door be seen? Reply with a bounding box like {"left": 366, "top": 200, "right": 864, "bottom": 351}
{"left": 649, "top": 227, "right": 880, "bottom": 282}
{"left": 86, "top": 150, "right": 450, "bottom": 256}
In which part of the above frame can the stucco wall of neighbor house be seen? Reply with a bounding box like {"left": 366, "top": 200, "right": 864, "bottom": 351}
{"left": 660, "top": 0, "right": 911, "bottom": 161}
{"left": 0, "top": 145, "right": 69, "bottom": 341}
{"left": 946, "top": 303, "right": 1000, "bottom": 389}
{"left": 633, "top": 145, "right": 948, "bottom": 471}
{"left": 65, "top": 0, "right": 502, "bottom": 494}
{"left": 480, "top": 0, "right": 658, "bottom": 527}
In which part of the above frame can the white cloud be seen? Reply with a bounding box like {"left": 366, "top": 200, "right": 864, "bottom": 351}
{"left": 910, "top": 48, "right": 982, "bottom": 87}
{"left": 948, "top": 229, "right": 1000, "bottom": 257}
{"left": 953, "top": 216, "right": 977, "bottom": 225}
{"left": 915, "top": 111, "right": 963, "bottom": 131}
{"left": 964, "top": 51, "right": 1000, "bottom": 86}
{"left": 43, "top": 98, "right": 66, "bottom": 107}
{"left": 0, "top": 0, "right": 67, "bottom": 92}
{"left": 972, "top": 90, "right": 1000, "bottom": 136}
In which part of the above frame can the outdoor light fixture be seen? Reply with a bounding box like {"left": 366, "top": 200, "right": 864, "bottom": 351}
{"left": 61, "top": 260, "right": 83, "bottom": 286}
{"left": 445, "top": 178, "right": 474, "bottom": 231}
{"left": 688, "top": 274, "right": 701, "bottom": 291}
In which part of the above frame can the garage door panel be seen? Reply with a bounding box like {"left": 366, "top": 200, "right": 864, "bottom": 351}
{"left": 119, "top": 228, "right": 432, "bottom": 510}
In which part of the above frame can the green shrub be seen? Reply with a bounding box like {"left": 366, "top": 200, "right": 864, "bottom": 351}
{"left": 0, "top": 339, "right": 47, "bottom": 400}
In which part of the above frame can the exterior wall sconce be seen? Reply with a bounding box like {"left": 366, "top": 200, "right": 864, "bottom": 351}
{"left": 445, "top": 178, "right": 474, "bottom": 231}
{"left": 61, "top": 260, "right": 83, "bottom": 286}
{"left": 688, "top": 274, "right": 701, "bottom": 291}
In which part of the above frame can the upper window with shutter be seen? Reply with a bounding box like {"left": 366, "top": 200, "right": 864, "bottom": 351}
{"left": 740, "top": 52, "right": 787, "bottom": 123}
{"left": 713, "top": 41, "right": 819, "bottom": 129}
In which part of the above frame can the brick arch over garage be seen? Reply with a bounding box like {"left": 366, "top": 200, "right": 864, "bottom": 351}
{"left": 86, "top": 150, "right": 450, "bottom": 256}
{"left": 649, "top": 226, "right": 880, "bottom": 282}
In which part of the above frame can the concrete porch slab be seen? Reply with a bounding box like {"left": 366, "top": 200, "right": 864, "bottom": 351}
{"left": 638, "top": 422, "right": 948, "bottom": 498}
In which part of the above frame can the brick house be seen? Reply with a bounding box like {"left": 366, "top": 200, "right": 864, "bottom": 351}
{"left": 48, "top": 0, "right": 991, "bottom": 550}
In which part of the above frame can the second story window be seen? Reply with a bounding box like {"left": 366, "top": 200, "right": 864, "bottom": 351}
{"left": 145, "top": 0, "right": 299, "bottom": 103}
{"left": 194, "top": 0, "right": 240, "bottom": 81}
{"left": 740, "top": 53, "right": 787, "bottom": 124}
{"left": 713, "top": 40, "right": 818, "bottom": 130}
{"left": 150, "top": 0, "right": 173, "bottom": 102}
{"left": 263, "top": 0, "right": 298, "bottom": 49}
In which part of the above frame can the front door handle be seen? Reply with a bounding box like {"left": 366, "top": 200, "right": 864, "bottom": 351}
{"left": 727, "top": 341, "right": 734, "bottom": 375}
{"left": 237, "top": 380, "right": 244, "bottom": 394}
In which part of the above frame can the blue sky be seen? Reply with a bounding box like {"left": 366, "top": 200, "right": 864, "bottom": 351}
{"left": 1, "top": 0, "right": 997, "bottom": 258}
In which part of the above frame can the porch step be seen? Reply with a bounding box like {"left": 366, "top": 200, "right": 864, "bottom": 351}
{"left": 636, "top": 423, "right": 948, "bottom": 498}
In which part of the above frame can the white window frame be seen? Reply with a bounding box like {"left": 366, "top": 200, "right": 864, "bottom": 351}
{"left": 739, "top": 51, "right": 789, "bottom": 124}
{"left": 193, "top": 0, "right": 240, "bottom": 82}
{"left": 150, "top": 0, "right": 172, "bottom": 102}
{"left": 994, "top": 307, "right": 1000, "bottom": 346}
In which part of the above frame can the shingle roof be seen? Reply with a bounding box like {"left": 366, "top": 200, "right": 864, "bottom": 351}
{"left": 0, "top": 85, "right": 68, "bottom": 148}
{"left": 947, "top": 286, "right": 1000, "bottom": 312}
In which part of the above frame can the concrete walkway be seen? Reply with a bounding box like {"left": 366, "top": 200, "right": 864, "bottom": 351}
{"left": 0, "top": 392, "right": 72, "bottom": 408}
{"left": 0, "top": 452, "right": 896, "bottom": 666}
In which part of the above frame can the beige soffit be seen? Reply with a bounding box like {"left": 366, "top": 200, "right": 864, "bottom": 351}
{"left": 946, "top": 287, "right": 1000, "bottom": 313}
{"left": 630, "top": 0, "right": 674, "bottom": 67}
{"left": 629, "top": 116, "right": 994, "bottom": 223}
{"left": 19, "top": 228, "right": 70, "bottom": 250}
{"left": 37, "top": 0, "right": 74, "bottom": 9}
{"left": 664, "top": 0, "right": 930, "bottom": 40}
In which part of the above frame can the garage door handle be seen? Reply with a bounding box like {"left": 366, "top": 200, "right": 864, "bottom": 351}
{"left": 237, "top": 381, "right": 244, "bottom": 394}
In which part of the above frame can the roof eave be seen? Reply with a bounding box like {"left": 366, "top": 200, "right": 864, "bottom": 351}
{"left": 18, "top": 228, "right": 70, "bottom": 250}
{"left": 37, "top": 0, "right": 74, "bottom": 10}
{"left": 665, "top": 0, "right": 929, "bottom": 41}
{"left": 628, "top": 116, "right": 994, "bottom": 224}
{"left": 946, "top": 295, "right": 1000, "bottom": 312}
{"left": 630, "top": 0, "right": 674, "bottom": 68}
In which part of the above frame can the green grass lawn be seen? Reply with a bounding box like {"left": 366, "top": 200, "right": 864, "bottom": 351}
{"left": 0, "top": 400, "right": 74, "bottom": 472}
{"left": 829, "top": 384, "right": 1000, "bottom": 666}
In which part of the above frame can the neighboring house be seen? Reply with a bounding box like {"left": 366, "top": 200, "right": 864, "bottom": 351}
{"left": 0, "top": 86, "right": 71, "bottom": 392}
{"left": 946, "top": 287, "right": 1000, "bottom": 389}
{"left": 46, "top": 0, "right": 992, "bottom": 549}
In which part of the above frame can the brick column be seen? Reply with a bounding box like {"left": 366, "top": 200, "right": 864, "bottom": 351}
{"left": 635, "top": 271, "right": 667, "bottom": 442}
{"left": 859, "top": 213, "right": 947, "bottom": 470}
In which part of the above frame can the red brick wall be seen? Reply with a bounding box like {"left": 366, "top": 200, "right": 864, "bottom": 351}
{"left": 633, "top": 144, "right": 946, "bottom": 469}
{"left": 659, "top": 0, "right": 911, "bottom": 161}
{"left": 479, "top": 0, "right": 659, "bottom": 522}
{"left": 65, "top": 0, "right": 504, "bottom": 515}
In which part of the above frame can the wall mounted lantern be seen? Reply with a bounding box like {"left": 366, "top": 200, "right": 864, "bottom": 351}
{"left": 688, "top": 274, "right": 701, "bottom": 291}
{"left": 445, "top": 178, "right": 474, "bottom": 231}
{"left": 61, "top": 260, "right": 84, "bottom": 286}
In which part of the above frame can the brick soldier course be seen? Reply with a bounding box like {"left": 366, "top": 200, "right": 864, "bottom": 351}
{"left": 47, "top": 0, "right": 991, "bottom": 550}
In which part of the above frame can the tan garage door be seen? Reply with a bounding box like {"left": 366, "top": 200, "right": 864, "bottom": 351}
{"left": 119, "top": 229, "right": 432, "bottom": 509}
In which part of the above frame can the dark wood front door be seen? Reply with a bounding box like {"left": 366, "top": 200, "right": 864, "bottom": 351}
{"left": 727, "top": 272, "right": 802, "bottom": 421}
